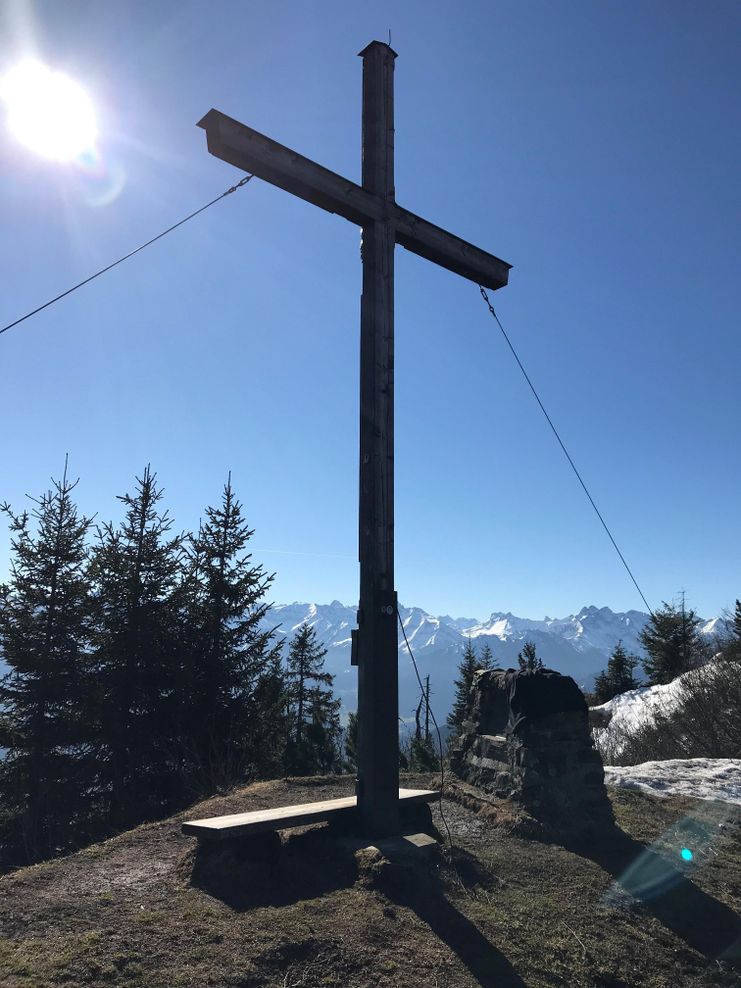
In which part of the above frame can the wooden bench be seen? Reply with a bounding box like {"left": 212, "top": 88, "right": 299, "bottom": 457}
{"left": 181, "top": 787, "right": 439, "bottom": 841}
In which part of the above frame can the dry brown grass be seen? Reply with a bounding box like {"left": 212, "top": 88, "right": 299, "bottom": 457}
{"left": 0, "top": 772, "right": 739, "bottom": 987}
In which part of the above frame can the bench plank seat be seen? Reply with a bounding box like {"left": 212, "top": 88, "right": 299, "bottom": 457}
{"left": 181, "top": 787, "right": 439, "bottom": 841}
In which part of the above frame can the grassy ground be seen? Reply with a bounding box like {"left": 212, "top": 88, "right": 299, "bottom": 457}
{"left": 0, "top": 774, "right": 739, "bottom": 987}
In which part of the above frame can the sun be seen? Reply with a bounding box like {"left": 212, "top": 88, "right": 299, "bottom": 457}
{"left": 0, "top": 60, "right": 97, "bottom": 162}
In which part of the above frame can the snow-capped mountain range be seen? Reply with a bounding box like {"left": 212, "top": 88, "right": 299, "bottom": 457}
{"left": 263, "top": 601, "right": 722, "bottom": 727}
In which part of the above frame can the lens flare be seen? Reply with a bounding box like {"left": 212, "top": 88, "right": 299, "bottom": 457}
{"left": 72, "top": 144, "right": 126, "bottom": 207}
{"left": 681, "top": 847, "right": 694, "bottom": 862}
{"left": 0, "top": 60, "right": 97, "bottom": 161}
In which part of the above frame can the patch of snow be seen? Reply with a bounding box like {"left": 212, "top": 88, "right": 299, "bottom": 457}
{"left": 592, "top": 678, "right": 686, "bottom": 736}
{"left": 701, "top": 616, "right": 728, "bottom": 637}
{"left": 604, "top": 758, "right": 741, "bottom": 806}
{"left": 592, "top": 660, "right": 727, "bottom": 753}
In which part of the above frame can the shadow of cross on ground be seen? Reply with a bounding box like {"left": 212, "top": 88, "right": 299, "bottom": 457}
{"left": 568, "top": 825, "right": 741, "bottom": 966}
{"left": 187, "top": 824, "right": 526, "bottom": 987}
{"left": 374, "top": 842, "right": 528, "bottom": 988}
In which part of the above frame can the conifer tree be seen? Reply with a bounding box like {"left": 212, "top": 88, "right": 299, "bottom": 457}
{"left": 88, "top": 466, "right": 185, "bottom": 826}
{"left": 593, "top": 640, "right": 640, "bottom": 704}
{"left": 447, "top": 638, "right": 478, "bottom": 735}
{"left": 639, "top": 597, "right": 707, "bottom": 686}
{"left": 409, "top": 733, "right": 438, "bottom": 772}
{"left": 303, "top": 684, "right": 343, "bottom": 773}
{"left": 284, "top": 623, "right": 341, "bottom": 775}
{"left": 517, "top": 640, "right": 543, "bottom": 673}
{"left": 723, "top": 599, "right": 741, "bottom": 663}
{"left": 410, "top": 677, "right": 437, "bottom": 771}
{"left": 185, "top": 475, "right": 283, "bottom": 789}
{"left": 248, "top": 650, "right": 290, "bottom": 779}
{"left": 344, "top": 710, "right": 358, "bottom": 772}
{"left": 712, "top": 599, "right": 741, "bottom": 665}
{"left": 479, "top": 642, "right": 494, "bottom": 670}
{"left": 170, "top": 521, "right": 207, "bottom": 779}
{"left": 0, "top": 462, "right": 93, "bottom": 863}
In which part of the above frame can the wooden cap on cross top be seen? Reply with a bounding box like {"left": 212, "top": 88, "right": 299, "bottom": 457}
{"left": 358, "top": 41, "right": 398, "bottom": 59}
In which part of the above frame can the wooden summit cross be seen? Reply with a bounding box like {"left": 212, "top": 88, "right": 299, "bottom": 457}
{"left": 197, "top": 41, "right": 510, "bottom": 835}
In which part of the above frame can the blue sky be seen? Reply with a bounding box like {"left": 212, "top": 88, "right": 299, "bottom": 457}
{"left": 1, "top": 0, "right": 739, "bottom": 621}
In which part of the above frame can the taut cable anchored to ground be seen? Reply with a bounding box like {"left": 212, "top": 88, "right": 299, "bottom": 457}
{"left": 478, "top": 285, "right": 654, "bottom": 617}
{"left": 397, "top": 607, "right": 454, "bottom": 848}
{"left": 0, "top": 175, "right": 254, "bottom": 340}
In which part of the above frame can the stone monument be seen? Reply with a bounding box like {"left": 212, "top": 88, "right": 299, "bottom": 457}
{"left": 450, "top": 667, "right": 613, "bottom": 833}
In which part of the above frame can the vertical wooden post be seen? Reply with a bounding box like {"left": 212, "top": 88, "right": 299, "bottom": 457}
{"left": 356, "top": 40, "right": 399, "bottom": 835}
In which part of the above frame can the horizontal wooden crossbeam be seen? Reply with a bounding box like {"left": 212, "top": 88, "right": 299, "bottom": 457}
{"left": 181, "top": 787, "right": 439, "bottom": 841}
{"left": 198, "top": 109, "right": 511, "bottom": 291}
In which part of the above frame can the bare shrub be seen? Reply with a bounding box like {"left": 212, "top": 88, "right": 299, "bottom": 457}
{"left": 595, "top": 651, "right": 741, "bottom": 766}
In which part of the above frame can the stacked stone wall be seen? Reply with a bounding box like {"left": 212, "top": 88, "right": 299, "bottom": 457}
{"left": 450, "top": 668, "right": 613, "bottom": 833}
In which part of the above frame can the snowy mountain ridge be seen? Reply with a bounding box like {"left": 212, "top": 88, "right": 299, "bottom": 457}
{"left": 462, "top": 604, "right": 651, "bottom": 655}
{"left": 263, "top": 600, "right": 724, "bottom": 725}
{"left": 266, "top": 601, "right": 691, "bottom": 661}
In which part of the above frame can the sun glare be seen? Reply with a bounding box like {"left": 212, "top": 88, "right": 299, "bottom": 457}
{"left": 1, "top": 60, "right": 97, "bottom": 162}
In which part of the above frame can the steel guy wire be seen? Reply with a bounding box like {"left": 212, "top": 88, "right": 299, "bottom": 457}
{"left": 0, "top": 174, "right": 254, "bottom": 340}
{"left": 478, "top": 285, "right": 653, "bottom": 617}
{"left": 397, "top": 606, "right": 454, "bottom": 848}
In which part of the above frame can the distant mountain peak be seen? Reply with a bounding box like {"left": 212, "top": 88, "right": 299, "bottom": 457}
{"left": 260, "top": 601, "right": 720, "bottom": 725}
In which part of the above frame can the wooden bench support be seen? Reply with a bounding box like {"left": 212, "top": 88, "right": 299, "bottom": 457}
{"left": 399, "top": 798, "right": 435, "bottom": 834}
{"left": 181, "top": 788, "right": 439, "bottom": 842}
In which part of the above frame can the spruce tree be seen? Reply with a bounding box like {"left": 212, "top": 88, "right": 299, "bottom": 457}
{"left": 247, "top": 651, "right": 290, "bottom": 780}
{"left": 714, "top": 599, "right": 741, "bottom": 664}
{"left": 611, "top": 640, "right": 640, "bottom": 692}
{"left": 170, "top": 522, "right": 207, "bottom": 781}
{"left": 410, "top": 677, "right": 437, "bottom": 771}
{"left": 0, "top": 462, "right": 93, "bottom": 863}
{"left": 409, "top": 733, "right": 438, "bottom": 772}
{"left": 730, "top": 599, "right": 741, "bottom": 661}
{"left": 88, "top": 467, "right": 185, "bottom": 826}
{"left": 185, "top": 475, "right": 283, "bottom": 790}
{"left": 640, "top": 597, "right": 707, "bottom": 686}
{"left": 447, "top": 638, "right": 478, "bottom": 735}
{"left": 593, "top": 640, "right": 640, "bottom": 704}
{"left": 344, "top": 710, "right": 358, "bottom": 771}
{"left": 479, "top": 642, "right": 494, "bottom": 670}
{"left": 284, "top": 622, "right": 341, "bottom": 775}
{"left": 303, "top": 684, "right": 342, "bottom": 773}
{"left": 517, "top": 640, "right": 543, "bottom": 673}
